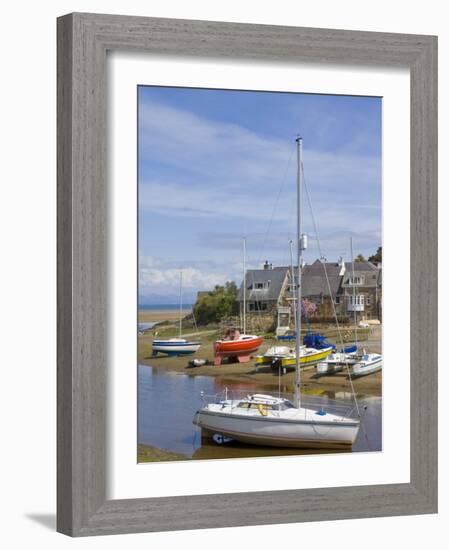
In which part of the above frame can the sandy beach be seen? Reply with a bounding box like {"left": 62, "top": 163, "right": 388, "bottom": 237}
{"left": 138, "top": 314, "right": 382, "bottom": 396}
{"left": 139, "top": 307, "right": 192, "bottom": 324}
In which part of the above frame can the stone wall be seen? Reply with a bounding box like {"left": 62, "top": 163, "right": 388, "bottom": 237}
{"left": 219, "top": 313, "right": 276, "bottom": 334}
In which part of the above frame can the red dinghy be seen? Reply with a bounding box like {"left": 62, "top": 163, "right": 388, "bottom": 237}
{"left": 213, "top": 329, "right": 263, "bottom": 366}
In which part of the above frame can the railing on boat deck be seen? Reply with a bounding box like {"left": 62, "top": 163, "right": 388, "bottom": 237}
{"left": 199, "top": 388, "right": 362, "bottom": 421}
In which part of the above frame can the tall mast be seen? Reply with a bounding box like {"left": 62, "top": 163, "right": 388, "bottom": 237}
{"left": 289, "top": 240, "right": 296, "bottom": 336}
{"left": 243, "top": 237, "right": 247, "bottom": 334}
{"left": 294, "top": 136, "right": 304, "bottom": 408}
{"left": 179, "top": 270, "right": 183, "bottom": 338}
{"left": 350, "top": 237, "right": 358, "bottom": 346}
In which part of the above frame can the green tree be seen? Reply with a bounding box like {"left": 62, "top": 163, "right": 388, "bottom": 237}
{"left": 193, "top": 281, "right": 239, "bottom": 325}
{"left": 368, "top": 246, "right": 382, "bottom": 265}
{"left": 354, "top": 253, "right": 366, "bottom": 263}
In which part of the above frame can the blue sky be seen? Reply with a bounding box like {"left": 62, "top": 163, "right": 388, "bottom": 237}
{"left": 138, "top": 86, "right": 382, "bottom": 305}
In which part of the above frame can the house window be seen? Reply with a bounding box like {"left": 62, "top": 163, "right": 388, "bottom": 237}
{"left": 366, "top": 296, "right": 371, "bottom": 305}
{"left": 335, "top": 296, "right": 341, "bottom": 304}
{"left": 348, "top": 276, "right": 364, "bottom": 285}
{"left": 253, "top": 281, "right": 270, "bottom": 290}
{"left": 349, "top": 295, "right": 364, "bottom": 306}
{"left": 287, "top": 284, "right": 297, "bottom": 292}
{"left": 248, "top": 301, "right": 268, "bottom": 312}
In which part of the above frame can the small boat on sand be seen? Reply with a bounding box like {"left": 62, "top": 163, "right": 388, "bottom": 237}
{"left": 256, "top": 344, "right": 333, "bottom": 371}
{"left": 151, "top": 271, "right": 201, "bottom": 357}
{"left": 316, "top": 346, "right": 358, "bottom": 375}
{"left": 213, "top": 238, "right": 263, "bottom": 365}
{"left": 351, "top": 353, "right": 382, "bottom": 377}
{"left": 213, "top": 331, "right": 263, "bottom": 366}
{"left": 152, "top": 338, "right": 200, "bottom": 356}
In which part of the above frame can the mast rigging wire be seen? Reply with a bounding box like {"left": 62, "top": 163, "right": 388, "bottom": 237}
{"left": 301, "top": 162, "right": 362, "bottom": 418}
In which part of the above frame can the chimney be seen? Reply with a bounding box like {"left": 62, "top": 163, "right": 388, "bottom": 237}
{"left": 263, "top": 260, "right": 272, "bottom": 270}
{"left": 338, "top": 256, "right": 346, "bottom": 276}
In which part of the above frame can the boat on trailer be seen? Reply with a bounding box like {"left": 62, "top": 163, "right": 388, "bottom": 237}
{"left": 256, "top": 344, "right": 333, "bottom": 371}
{"left": 256, "top": 332, "right": 334, "bottom": 371}
{"left": 213, "top": 334, "right": 264, "bottom": 366}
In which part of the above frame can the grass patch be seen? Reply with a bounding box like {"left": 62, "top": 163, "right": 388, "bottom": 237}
{"left": 138, "top": 443, "right": 190, "bottom": 463}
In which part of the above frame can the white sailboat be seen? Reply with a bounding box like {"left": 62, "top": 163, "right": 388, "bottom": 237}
{"left": 316, "top": 237, "right": 359, "bottom": 375}
{"left": 256, "top": 240, "right": 333, "bottom": 371}
{"left": 152, "top": 271, "right": 201, "bottom": 357}
{"left": 352, "top": 353, "right": 382, "bottom": 377}
{"left": 315, "top": 349, "right": 358, "bottom": 375}
{"left": 193, "top": 137, "right": 360, "bottom": 448}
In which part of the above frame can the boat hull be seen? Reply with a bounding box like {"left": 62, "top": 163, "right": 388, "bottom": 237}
{"left": 194, "top": 409, "right": 359, "bottom": 449}
{"left": 316, "top": 352, "right": 358, "bottom": 375}
{"left": 256, "top": 346, "right": 333, "bottom": 370}
{"left": 213, "top": 335, "right": 263, "bottom": 365}
{"left": 152, "top": 340, "right": 201, "bottom": 356}
{"left": 351, "top": 358, "right": 382, "bottom": 377}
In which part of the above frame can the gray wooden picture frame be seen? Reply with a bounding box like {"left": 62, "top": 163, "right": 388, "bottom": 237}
{"left": 57, "top": 12, "right": 438, "bottom": 537}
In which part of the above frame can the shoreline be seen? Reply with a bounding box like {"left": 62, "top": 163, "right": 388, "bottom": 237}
{"left": 138, "top": 307, "right": 192, "bottom": 324}
{"left": 139, "top": 341, "right": 381, "bottom": 398}
{"left": 140, "top": 357, "right": 383, "bottom": 396}
{"left": 138, "top": 443, "right": 190, "bottom": 463}
{"left": 138, "top": 309, "right": 382, "bottom": 396}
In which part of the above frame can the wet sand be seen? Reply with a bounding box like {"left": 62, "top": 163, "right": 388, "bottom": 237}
{"left": 138, "top": 319, "right": 382, "bottom": 463}
{"left": 139, "top": 329, "right": 382, "bottom": 396}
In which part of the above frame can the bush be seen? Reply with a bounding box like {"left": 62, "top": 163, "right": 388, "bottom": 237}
{"left": 193, "top": 282, "right": 239, "bottom": 325}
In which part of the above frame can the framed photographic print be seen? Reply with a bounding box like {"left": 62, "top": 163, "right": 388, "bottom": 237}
{"left": 57, "top": 13, "right": 437, "bottom": 536}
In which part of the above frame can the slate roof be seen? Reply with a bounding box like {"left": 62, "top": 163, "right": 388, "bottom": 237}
{"left": 341, "top": 261, "right": 380, "bottom": 288}
{"left": 302, "top": 262, "right": 342, "bottom": 298}
{"left": 276, "top": 260, "right": 342, "bottom": 299}
{"left": 344, "top": 261, "right": 378, "bottom": 271}
{"left": 237, "top": 260, "right": 381, "bottom": 303}
{"left": 237, "top": 267, "right": 289, "bottom": 302}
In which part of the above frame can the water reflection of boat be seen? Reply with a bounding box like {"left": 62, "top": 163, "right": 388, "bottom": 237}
{"left": 152, "top": 271, "right": 201, "bottom": 357}
{"left": 193, "top": 137, "right": 360, "bottom": 449}
{"left": 351, "top": 353, "right": 382, "bottom": 377}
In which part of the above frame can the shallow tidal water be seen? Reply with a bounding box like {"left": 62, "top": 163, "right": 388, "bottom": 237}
{"left": 138, "top": 364, "right": 382, "bottom": 461}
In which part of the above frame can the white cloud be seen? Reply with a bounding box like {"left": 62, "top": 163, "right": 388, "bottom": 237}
{"left": 139, "top": 256, "right": 229, "bottom": 298}
{"left": 139, "top": 100, "right": 380, "bottom": 226}
{"left": 138, "top": 97, "right": 381, "bottom": 302}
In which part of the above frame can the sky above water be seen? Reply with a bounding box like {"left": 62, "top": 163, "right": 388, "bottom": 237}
{"left": 138, "top": 86, "right": 382, "bottom": 305}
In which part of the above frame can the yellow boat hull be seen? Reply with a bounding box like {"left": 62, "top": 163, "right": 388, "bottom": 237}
{"left": 255, "top": 347, "right": 333, "bottom": 369}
